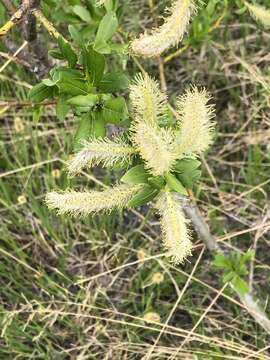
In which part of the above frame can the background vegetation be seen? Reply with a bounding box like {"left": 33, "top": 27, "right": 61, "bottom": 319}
{"left": 0, "top": 0, "right": 270, "bottom": 358}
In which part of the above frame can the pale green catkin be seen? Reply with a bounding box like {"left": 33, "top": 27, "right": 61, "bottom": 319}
{"left": 131, "top": 0, "right": 196, "bottom": 58}
{"left": 156, "top": 191, "right": 192, "bottom": 264}
{"left": 174, "top": 87, "right": 215, "bottom": 158}
{"left": 245, "top": 2, "right": 270, "bottom": 27}
{"left": 46, "top": 184, "right": 142, "bottom": 217}
{"left": 68, "top": 138, "right": 135, "bottom": 176}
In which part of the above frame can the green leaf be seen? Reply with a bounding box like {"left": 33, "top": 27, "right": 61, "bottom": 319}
{"left": 42, "top": 78, "right": 57, "bottom": 87}
{"left": 72, "top": 5, "right": 91, "bottom": 22}
{"left": 74, "top": 113, "right": 106, "bottom": 150}
{"left": 121, "top": 165, "right": 149, "bottom": 185}
{"left": 93, "top": 11, "right": 118, "bottom": 54}
{"left": 58, "top": 37, "right": 77, "bottom": 68}
{"left": 177, "top": 170, "right": 202, "bottom": 190}
{"left": 74, "top": 114, "right": 92, "bottom": 150}
{"left": 28, "top": 83, "right": 55, "bottom": 102}
{"left": 101, "top": 97, "right": 128, "bottom": 124}
{"left": 53, "top": 68, "right": 88, "bottom": 96}
{"left": 213, "top": 254, "right": 231, "bottom": 269}
{"left": 231, "top": 276, "right": 249, "bottom": 297}
{"left": 56, "top": 97, "right": 70, "bottom": 120}
{"left": 68, "top": 25, "right": 83, "bottom": 44}
{"left": 48, "top": 49, "right": 65, "bottom": 60}
{"left": 222, "top": 271, "right": 235, "bottom": 283}
{"left": 99, "top": 72, "right": 129, "bottom": 93}
{"left": 174, "top": 158, "right": 201, "bottom": 173}
{"left": 81, "top": 46, "right": 105, "bottom": 85}
{"left": 67, "top": 94, "right": 99, "bottom": 107}
{"left": 174, "top": 158, "right": 202, "bottom": 189}
{"left": 128, "top": 185, "right": 159, "bottom": 208}
{"left": 241, "top": 250, "right": 255, "bottom": 264}
{"left": 165, "top": 174, "right": 188, "bottom": 195}
{"left": 32, "top": 106, "right": 43, "bottom": 123}
{"left": 90, "top": 112, "right": 107, "bottom": 138}
{"left": 103, "top": 0, "right": 114, "bottom": 12}
{"left": 147, "top": 176, "right": 166, "bottom": 190}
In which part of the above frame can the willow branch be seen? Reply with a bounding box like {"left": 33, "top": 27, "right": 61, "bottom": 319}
{"left": 0, "top": 0, "right": 34, "bottom": 38}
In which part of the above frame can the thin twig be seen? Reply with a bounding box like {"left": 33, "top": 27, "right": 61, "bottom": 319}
{"left": 0, "top": 0, "right": 34, "bottom": 38}
{"left": 32, "top": 9, "right": 67, "bottom": 41}
{"left": 183, "top": 198, "right": 218, "bottom": 251}
{"left": 0, "top": 100, "right": 56, "bottom": 107}
{"left": 0, "top": 40, "right": 28, "bottom": 73}
{"left": 0, "top": 50, "right": 30, "bottom": 68}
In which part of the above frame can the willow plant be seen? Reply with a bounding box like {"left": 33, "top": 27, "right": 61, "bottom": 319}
{"left": 46, "top": 73, "right": 215, "bottom": 264}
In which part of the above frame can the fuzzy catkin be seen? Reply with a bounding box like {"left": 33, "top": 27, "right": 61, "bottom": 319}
{"left": 46, "top": 184, "right": 141, "bottom": 217}
{"left": 174, "top": 87, "right": 215, "bottom": 158}
{"left": 68, "top": 138, "right": 135, "bottom": 176}
{"left": 131, "top": 0, "right": 196, "bottom": 58}
{"left": 156, "top": 192, "right": 192, "bottom": 264}
{"left": 130, "top": 73, "right": 167, "bottom": 125}
{"left": 132, "top": 122, "right": 176, "bottom": 176}
{"left": 245, "top": 2, "right": 270, "bottom": 27}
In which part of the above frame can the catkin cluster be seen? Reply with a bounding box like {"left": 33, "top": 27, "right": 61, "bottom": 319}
{"left": 46, "top": 73, "right": 215, "bottom": 264}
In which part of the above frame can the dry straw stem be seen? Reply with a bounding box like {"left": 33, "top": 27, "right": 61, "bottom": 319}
{"left": 131, "top": 0, "right": 196, "bottom": 58}
{"left": 174, "top": 87, "right": 215, "bottom": 158}
{"left": 245, "top": 1, "right": 270, "bottom": 27}
{"left": 46, "top": 184, "right": 141, "bottom": 216}
{"left": 132, "top": 122, "right": 176, "bottom": 176}
{"left": 130, "top": 73, "right": 167, "bottom": 126}
{"left": 156, "top": 191, "right": 192, "bottom": 264}
{"left": 67, "top": 138, "right": 135, "bottom": 176}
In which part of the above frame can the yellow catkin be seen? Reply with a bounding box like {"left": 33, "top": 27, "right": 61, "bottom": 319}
{"left": 46, "top": 184, "right": 141, "bottom": 217}
{"left": 174, "top": 87, "right": 215, "bottom": 158}
{"left": 132, "top": 122, "right": 176, "bottom": 176}
{"left": 245, "top": 2, "right": 270, "bottom": 27}
{"left": 68, "top": 138, "right": 135, "bottom": 176}
{"left": 156, "top": 191, "right": 192, "bottom": 264}
{"left": 131, "top": 0, "right": 196, "bottom": 58}
{"left": 130, "top": 73, "right": 167, "bottom": 125}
